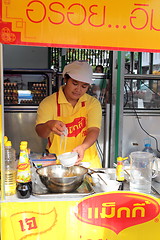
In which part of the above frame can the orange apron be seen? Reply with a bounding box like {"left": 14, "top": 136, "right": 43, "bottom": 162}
{"left": 47, "top": 93, "right": 102, "bottom": 168}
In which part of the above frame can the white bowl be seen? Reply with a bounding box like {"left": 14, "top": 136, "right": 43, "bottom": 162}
{"left": 100, "top": 180, "right": 120, "bottom": 192}
{"left": 58, "top": 152, "right": 78, "bottom": 167}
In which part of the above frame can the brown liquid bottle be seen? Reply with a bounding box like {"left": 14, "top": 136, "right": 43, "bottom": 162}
{"left": 16, "top": 142, "right": 32, "bottom": 198}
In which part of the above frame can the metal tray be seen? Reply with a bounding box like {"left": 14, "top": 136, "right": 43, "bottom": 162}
{"left": 32, "top": 176, "right": 95, "bottom": 198}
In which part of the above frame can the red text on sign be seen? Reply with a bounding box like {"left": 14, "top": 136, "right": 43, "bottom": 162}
{"left": 19, "top": 217, "right": 38, "bottom": 232}
{"left": 26, "top": 1, "right": 106, "bottom": 27}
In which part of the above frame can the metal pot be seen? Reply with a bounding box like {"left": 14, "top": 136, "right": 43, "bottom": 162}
{"left": 36, "top": 164, "right": 88, "bottom": 193}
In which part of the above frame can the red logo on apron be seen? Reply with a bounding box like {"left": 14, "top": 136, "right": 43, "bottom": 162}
{"left": 75, "top": 192, "right": 160, "bottom": 234}
{"left": 66, "top": 117, "right": 86, "bottom": 137}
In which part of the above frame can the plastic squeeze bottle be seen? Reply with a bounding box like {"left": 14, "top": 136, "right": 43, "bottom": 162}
{"left": 116, "top": 157, "right": 128, "bottom": 182}
{"left": 116, "top": 157, "right": 125, "bottom": 182}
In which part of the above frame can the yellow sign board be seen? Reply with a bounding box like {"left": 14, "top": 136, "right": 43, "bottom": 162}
{"left": 1, "top": 192, "right": 160, "bottom": 240}
{"left": 1, "top": 0, "right": 160, "bottom": 52}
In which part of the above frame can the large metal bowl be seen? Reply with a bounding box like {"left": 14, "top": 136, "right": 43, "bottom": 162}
{"left": 36, "top": 164, "right": 88, "bottom": 193}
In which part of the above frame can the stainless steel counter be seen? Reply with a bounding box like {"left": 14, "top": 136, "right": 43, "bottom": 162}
{"left": 2, "top": 168, "right": 160, "bottom": 203}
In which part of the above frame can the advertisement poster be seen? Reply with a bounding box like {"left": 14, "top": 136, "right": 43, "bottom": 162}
{"left": 0, "top": 0, "right": 160, "bottom": 52}
{"left": 1, "top": 192, "right": 160, "bottom": 240}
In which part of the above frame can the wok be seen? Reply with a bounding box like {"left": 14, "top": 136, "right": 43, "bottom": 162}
{"left": 36, "top": 164, "right": 88, "bottom": 193}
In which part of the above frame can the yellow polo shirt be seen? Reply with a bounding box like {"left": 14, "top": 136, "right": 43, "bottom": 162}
{"left": 36, "top": 86, "right": 102, "bottom": 129}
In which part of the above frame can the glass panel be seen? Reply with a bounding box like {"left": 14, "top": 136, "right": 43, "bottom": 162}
{"left": 124, "top": 76, "right": 160, "bottom": 109}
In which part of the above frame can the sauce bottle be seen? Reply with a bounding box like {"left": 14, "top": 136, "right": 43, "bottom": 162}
{"left": 116, "top": 156, "right": 128, "bottom": 190}
{"left": 116, "top": 157, "right": 125, "bottom": 182}
{"left": 16, "top": 143, "right": 32, "bottom": 198}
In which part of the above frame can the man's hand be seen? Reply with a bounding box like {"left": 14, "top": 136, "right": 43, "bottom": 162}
{"left": 72, "top": 127, "right": 100, "bottom": 164}
{"left": 36, "top": 120, "right": 66, "bottom": 138}
{"left": 72, "top": 145, "right": 86, "bottom": 165}
{"left": 47, "top": 120, "right": 66, "bottom": 136}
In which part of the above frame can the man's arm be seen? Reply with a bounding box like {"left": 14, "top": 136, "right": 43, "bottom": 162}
{"left": 81, "top": 127, "right": 100, "bottom": 150}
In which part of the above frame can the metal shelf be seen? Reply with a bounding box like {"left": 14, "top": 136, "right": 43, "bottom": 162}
{"left": 124, "top": 74, "right": 160, "bottom": 80}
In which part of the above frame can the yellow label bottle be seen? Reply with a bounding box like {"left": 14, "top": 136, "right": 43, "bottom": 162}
{"left": 116, "top": 157, "right": 125, "bottom": 182}
{"left": 16, "top": 144, "right": 31, "bottom": 183}
{"left": 16, "top": 143, "right": 32, "bottom": 198}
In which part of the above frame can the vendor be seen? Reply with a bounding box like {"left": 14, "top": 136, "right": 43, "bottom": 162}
{"left": 35, "top": 61, "right": 102, "bottom": 168}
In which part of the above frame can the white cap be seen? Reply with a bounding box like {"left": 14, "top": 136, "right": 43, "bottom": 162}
{"left": 62, "top": 61, "right": 93, "bottom": 84}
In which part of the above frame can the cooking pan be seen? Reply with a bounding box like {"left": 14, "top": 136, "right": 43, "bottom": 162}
{"left": 36, "top": 164, "right": 88, "bottom": 193}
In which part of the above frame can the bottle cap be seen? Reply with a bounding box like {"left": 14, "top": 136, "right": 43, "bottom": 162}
{"left": 20, "top": 141, "right": 28, "bottom": 147}
{"left": 20, "top": 145, "right": 27, "bottom": 151}
{"left": 4, "top": 136, "right": 8, "bottom": 145}
{"left": 117, "top": 156, "right": 128, "bottom": 162}
{"left": 117, "top": 157, "right": 123, "bottom": 162}
{"left": 145, "top": 143, "right": 151, "bottom": 147}
{"left": 5, "top": 141, "right": 12, "bottom": 147}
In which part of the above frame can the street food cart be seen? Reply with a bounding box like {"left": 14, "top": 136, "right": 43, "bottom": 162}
{"left": 1, "top": 1, "right": 160, "bottom": 239}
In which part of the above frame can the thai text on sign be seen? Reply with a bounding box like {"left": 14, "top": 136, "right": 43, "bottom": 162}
{"left": 1, "top": 0, "right": 160, "bottom": 51}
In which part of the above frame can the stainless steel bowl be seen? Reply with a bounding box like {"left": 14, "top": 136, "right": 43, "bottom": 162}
{"left": 36, "top": 164, "right": 88, "bottom": 193}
